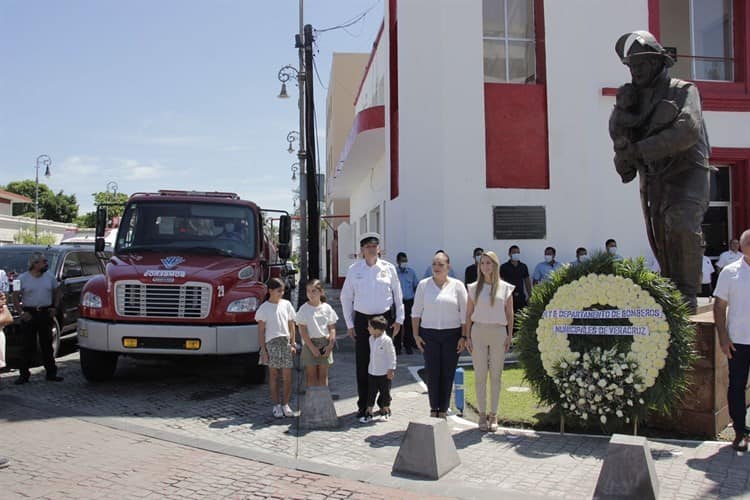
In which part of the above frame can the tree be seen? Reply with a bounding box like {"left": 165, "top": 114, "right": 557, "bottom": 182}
{"left": 75, "top": 212, "right": 97, "bottom": 228}
{"left": 93, "top": 191, "right": 129, "bottom": 218}
{"left": 3, "top": 180, "right": 78, "bottom": 222}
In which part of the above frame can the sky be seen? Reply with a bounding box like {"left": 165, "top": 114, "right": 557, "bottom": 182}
{"left": 0, "top": 0, "right": 383, "bottom": 216}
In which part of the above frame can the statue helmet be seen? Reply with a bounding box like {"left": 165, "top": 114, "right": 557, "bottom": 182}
{"left": 615, "top": 31, "right": 674, "bottom": 67}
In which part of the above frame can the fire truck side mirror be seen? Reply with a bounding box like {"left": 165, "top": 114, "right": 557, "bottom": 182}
{"left": 278, "top": 215, "right": 292, "bottom": 260}
{"left": 95, "top": 206, "right": 108, "bottom": 237}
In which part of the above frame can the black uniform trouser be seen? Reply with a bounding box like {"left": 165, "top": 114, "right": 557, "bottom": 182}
{"left": 354, "top": 310, "right": 394, "bottom": 413}
{"left": 728, "top": 343, "right": 750, "bottom": 436}
{"left": 394, "top": 299, "right": 415, "bottom": 350}
{"left": 19, "top": 309, "right": 57, "bottom": 378}
{"left": 367, "top": 374, "right": 392, "bottom": 409}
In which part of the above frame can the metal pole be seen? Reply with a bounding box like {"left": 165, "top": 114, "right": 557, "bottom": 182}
{"left": 303, "top": 23, "right": 319, "bottom": 280}
{"left": 34, "top": 165, "right": 39, "bottom": 244}
{"left": 296, "top": 0, "right": 309, "bottom": 306}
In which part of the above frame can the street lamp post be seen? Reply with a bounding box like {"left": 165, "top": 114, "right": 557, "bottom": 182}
{"left": 278, "top": 61, "right": 307, "bottom": 306}
{"left": 34, "top": 155, "right": 51, "bottom": 244}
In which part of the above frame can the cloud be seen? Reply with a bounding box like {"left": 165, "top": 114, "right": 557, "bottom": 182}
{"left": 119, "top": 159, "right": 165, "bottom": 180}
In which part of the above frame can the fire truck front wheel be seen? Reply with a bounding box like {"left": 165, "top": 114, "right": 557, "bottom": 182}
{"left": 80, "top": 348, "right": 119, "bottom": 382}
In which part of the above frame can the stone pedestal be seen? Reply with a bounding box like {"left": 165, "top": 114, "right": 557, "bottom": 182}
{"left": 652, "top": 310, "right": 750, "bottom": 437}
{"left": 298, "top": 386, "right": 339, "bottom": 429}
{"left": 392, "top": 418, "right": 460, "bottom": 479}
{"left": 593, "top": 434, "right": 658, "bottom": 500}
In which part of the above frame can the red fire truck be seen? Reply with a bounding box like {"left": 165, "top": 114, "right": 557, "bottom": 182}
{"left": 77, "top": 190, "right": 291, "bottom": 383}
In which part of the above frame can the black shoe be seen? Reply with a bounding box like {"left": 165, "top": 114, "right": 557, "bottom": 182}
{"left": 405, "top": 346, "right": 414, "bottom": 355}
{"left": 356, "top": 409, "right": 365, "bottom": 419}
{"left": 45, "top": 375, "right": 63, "bottom": 382}
{"left": 732, "top": 434, "right": 748, "bottom": 452}
{"left": 395, "top": 347, "right": 402, "bottom": 355}
{"left": 0, "top": 457, "right": 9, "bottom": 469}
{"left": 14, "top": 376, "right": 29, "bottom": 385}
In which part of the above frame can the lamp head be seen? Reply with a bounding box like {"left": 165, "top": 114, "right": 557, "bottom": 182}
{"left": 277, "top": 82, "right": 289, "bottom": 99}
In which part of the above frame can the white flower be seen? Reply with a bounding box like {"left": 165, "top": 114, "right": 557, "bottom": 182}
{"left": 578, "top": 398, "right": 586, "bottom": 407}
{"left": 639, "top": 398, "right": 644, "bottom": 404}
{"left": 615, "top": 388, "right": 624, "bottom": 396}
{"left": 616, "top": 410, "right": 623, "bottom": 418}
{"left": 581, "top": 413, "right": 588, "bottom": 420}
{"left": 600, "top": 415, "right": 607, "bottom": 424}
{"left": 588, "top": 384, "right": 596, "bottom": 392}
{"left": 625, "top": 376, "right": 634, "bottom": 384}
{"left": 627, "top": 399, "right": 633, "bottom": 407}
{"left": 594, "top": 395, "right": 602, "bottom": 402}
{"left": 592, "top": 372, "right": 599, "bottom": 379}
{"left": 625, "top": 417, "right": 630, "bottom": 423}
{"left": 597, "top": 379, "right": 608, "bottom": 388}
{"left": 560, "top": 362, "right": 568, "bottom": 369}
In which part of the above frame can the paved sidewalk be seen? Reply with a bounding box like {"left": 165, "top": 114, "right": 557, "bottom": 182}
{"left": 0, "top": 285, "right": 748, "bottom": 499}
{"left": 0, "top": 403, "right": 444, "bottom": 500}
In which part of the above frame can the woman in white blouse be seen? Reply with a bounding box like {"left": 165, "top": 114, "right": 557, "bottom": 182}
{"left": 465, "top": 251, "right": 514, "bottom": 432}
{"left": 412, "top": 251, "right": 468, "bottom": 418}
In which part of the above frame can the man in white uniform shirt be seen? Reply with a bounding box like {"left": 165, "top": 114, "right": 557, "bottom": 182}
{"left": 341, "top": 233, "right": 405, "bottom": 418}
{"left": 717, "top": 239, "right": 743, "bottom": 271}
{"left": 714, "top": 230, "right": 750, "bottom": 451}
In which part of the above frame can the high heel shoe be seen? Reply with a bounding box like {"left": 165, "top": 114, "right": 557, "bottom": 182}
{"left": 488, "top": 413, "right": 498, "bottom": 432}
{"left": 430, "top": 410, "right": 439, "bottom": 418}
{"left": 478, "top": 413, "right": 488, "bottom": 432}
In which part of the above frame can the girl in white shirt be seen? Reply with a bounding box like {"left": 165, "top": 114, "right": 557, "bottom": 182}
{"left": 296, "top": 279, "right": 339, "bottom": 388}
{"left": 256, "top": 278, "right": 297, "bottom": 419}
{"left": 412, "top": 251, "right": 468, "bottom": 418}
{"left": 465, "top": 251, "right": 514, "bottom": 432}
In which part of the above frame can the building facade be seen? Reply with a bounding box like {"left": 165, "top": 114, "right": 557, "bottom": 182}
{"left": 327, "top": 0, "right": 750, "bottom": 285}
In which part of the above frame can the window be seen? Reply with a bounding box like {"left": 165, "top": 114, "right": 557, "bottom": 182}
{"left": 359, "top": 215, "right": 367, "bottom": 234}
{"left": 62, "top": 253, "right": 83, "bottom": 279}
{"left": 483, "top": 0, "right": 536, "bottom": 83}
{"left": 369, "top": 206, "right": 380, "bottom": 234}
{"left": 78, "top": 252, "right": 103, "bottom": 276}
{"left": 659, "top": 0, "right": 734, "bottom": 81}
{"left": 702, "top": 165, "right": 732, "bottom": 258}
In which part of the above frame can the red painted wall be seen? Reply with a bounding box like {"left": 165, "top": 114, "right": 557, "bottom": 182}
{"left": 484, "top": 83, "right": 549, "bottom": 188}
{"left": 712, "top": 147, "right": 750, "bottom": 235}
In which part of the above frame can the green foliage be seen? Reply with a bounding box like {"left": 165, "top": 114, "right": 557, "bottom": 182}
{"left": 93, "top": 191, "right": 128, "bottom": 218}
{"left": 4, "top": 180, "right": 79, "bottom": 222}
{"left": 13, "top": 227, "right": 57, "bottom": 245}
{"left": 516, "top": 252, "right": 697, "bottom": 427}
{"left": 75, "top": 212, "right": 97, "bottom": 228}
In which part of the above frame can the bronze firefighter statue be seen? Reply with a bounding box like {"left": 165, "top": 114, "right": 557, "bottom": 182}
{"left": 609, "top": 30, "right": 712, "bottom": 312}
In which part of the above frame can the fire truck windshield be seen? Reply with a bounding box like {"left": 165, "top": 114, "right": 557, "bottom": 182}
{"left": 116, "top": 201, "right": 257, "bottom": 259}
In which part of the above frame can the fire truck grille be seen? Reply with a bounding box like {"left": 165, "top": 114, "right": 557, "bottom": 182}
{"left": 115, "top": 282, "right": 212, "bottom": 319}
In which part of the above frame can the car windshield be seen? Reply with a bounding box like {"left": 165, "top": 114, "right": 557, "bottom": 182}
{"left": 0, "top": 251, "right": 60, "bottom": 280}
{"left": 116, "top": 201, "right": 257, "bottom": 259}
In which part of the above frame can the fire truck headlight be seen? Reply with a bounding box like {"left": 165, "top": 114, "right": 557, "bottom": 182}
{"left": 227, "top": 297, "right": 258, "bottom": 313}
{"left": 82, "top": 292, "right": 103, "bottom": 309}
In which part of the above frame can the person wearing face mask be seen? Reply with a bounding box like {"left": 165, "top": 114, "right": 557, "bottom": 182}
{"left": 605, "top": 239, "right": 623, "bottom": 260}
{"left": 12, "top": 252, "right": 63, "bottom": 384}
{"left": 571, "top": 247, "right": 589, "bottom": 266}
{"left": 464, "top": 247, "right": 484, "bottom": 285}
{"left": 532, "top": 247, "right": 563, "bottom": 286}
{"left": 717, "top": 239, "right": 742, "bottom": 272}
{"left": 499, "top": 245, "right": 531, "bottom": 313}
{"left": 395, "top": 252, "right": 418, "bottom": 355}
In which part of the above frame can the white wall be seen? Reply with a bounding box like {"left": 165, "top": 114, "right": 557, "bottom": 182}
{"left": 366, "top": 0, "right": 748, "bottom": 275}
{"left": 0, "top": 214, "right": 76, "bottom": 245}
{"left": 349, "top": 154, "right": 388, "bottom": 254}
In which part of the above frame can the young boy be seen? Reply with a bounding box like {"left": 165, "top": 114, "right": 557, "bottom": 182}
{"left": 360, "top": 315, "right": 397, "bottom": 423}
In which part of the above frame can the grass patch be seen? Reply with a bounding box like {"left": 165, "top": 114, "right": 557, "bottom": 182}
{"left": 462, "top": 365, "right": 552, "bottom": 427}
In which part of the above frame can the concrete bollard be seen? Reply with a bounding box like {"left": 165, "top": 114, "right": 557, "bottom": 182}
{"left": 593, "top": 434, "right": 659, "bottom": 500}
{"left": 298, "top": 386, "right": 339, "bottom": 429}
{"left": 392, "top": 418, "right": 460, "bottom": 479}
{"left": 453, "top": 367, "right": 464, "bottom": 416}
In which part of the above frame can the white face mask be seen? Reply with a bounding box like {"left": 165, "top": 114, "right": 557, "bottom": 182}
{"left": 398, "top": 262, "right": 407, "bottom": 269}
{"left": 511, "top": 253, "right": 520, "bottom": 261}
{"left": 544, "top": 255, "right": 553, "bottom": 263}
{"left": 608, "top": 246, "right": 618, "bottom": 255}
{"left": 579, "top": 255, "right": 589, "bottom": 262}
{"left": 474, "top": 255, "right": 482, "bottom": 263}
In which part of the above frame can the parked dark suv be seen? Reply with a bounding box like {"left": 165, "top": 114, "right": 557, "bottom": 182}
{"left": 0, "top": 245, "right": 106, "bottom": 365}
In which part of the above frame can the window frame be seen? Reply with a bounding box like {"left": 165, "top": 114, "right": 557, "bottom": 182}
{"left": 650, "top": 0, "right": 750, "bottom": 111}
{"left": 482, "top": 0, "right": 545, "bottom": 85}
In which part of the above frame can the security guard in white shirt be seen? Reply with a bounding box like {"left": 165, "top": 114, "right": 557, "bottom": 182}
{"left": 341, "top": 232, "right": 405, "bottom": 417}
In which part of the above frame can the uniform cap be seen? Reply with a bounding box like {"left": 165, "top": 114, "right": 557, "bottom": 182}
{"left": 359, "top": 232, "right": 381, "bottom": 246}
